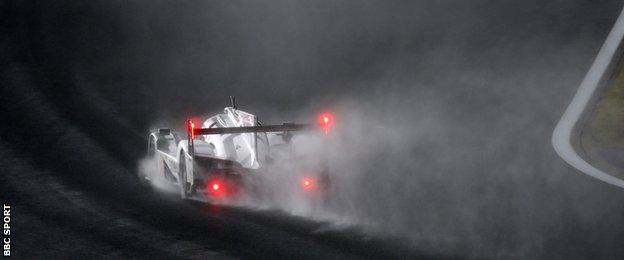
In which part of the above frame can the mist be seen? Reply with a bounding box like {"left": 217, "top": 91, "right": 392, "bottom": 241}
{"left": 4, "top": 0, "right": 624, "bottom": 258}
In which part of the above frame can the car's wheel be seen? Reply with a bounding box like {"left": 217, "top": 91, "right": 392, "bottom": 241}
{"left": 178, "top": 151, "right": 190, "bottom": 199}
{"left": 139, "top": 137, "right": 157, "bottom": 186}
{"left": 178, "top": 151, "right": 195, "bottom": 199}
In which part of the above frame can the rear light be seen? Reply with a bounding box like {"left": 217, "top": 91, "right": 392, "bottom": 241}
{"left": 207, "top": 179, "right": 225, "bottom": 196}
{"left": 188, "top": 119, "right": 196, "bottom": 139}
{"left": 300, "top": 177, "right": 316, "bottom": 191}
{"left": 318, "top": 112, "right": 334, "bottom": 134}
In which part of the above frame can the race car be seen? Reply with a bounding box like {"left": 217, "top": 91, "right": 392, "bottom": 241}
{"left": 142, "top": 97, "right": 333, "bottom": 201}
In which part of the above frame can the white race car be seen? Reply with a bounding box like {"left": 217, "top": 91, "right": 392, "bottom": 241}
{"left": 143, "top": 97, "right": 333, "bottom": 200}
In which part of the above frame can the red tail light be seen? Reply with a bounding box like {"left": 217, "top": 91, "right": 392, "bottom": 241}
{"left": 318, "top": 112, "right": 334, "bottom": 134}
{"left": 207, "top": 179, "right": 225, "bottom": 196}
{"left": 188, "top": 120, "right": 196, "bottom": 139}
{"left": 300, "top": 177, "right": 316, "bottom": 191}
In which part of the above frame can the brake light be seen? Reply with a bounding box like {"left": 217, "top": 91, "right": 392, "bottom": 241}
{"left": 188, "top": 120, "right": 195, "bottom": 139}
{"left": 300, "top": 177, "right": 316, "bottom": 191}
{"left": 318, "top": 112, "right": 334, "bottom": 134}
{"left": 207, "top": 179, "right": 225, "bottom": 196}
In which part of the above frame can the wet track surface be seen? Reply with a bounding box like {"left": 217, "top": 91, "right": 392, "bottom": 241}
{"left": 0, "top": 149, "right": 423, "bottom": 258}
{"left": 3, "top": 1, "right": 624, "bottom": 258}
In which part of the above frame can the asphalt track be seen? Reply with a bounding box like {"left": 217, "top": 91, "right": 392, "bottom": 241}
{"left": 3, "top": 1, "right": 624, "bottom": 259}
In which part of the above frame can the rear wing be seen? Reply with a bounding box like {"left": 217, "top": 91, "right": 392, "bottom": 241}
{"left": 185, "top": 118, "right": 332, "bottom": 158}
{"left": 192, "top": 123, "right": 315, "bottom": 136}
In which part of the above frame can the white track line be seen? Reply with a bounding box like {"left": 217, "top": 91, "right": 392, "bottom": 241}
{"left": 552, "top": 8, "right": 624, "bottom": 188}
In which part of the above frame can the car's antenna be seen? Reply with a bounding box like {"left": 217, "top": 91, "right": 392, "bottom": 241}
{"left": 230, "top": 96, "right": 237, "bottom": 109}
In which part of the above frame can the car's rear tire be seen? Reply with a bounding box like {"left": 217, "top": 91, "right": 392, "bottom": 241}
{"left": 178, "top": 151, "right": 190, "bottom": 199}
{"left": 139, "top": 137, "right": 157, "bottom": 186}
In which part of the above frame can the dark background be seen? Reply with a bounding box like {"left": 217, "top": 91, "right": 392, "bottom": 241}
{"left": 2, "top": 0, "right": 624, "bottom": 258}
